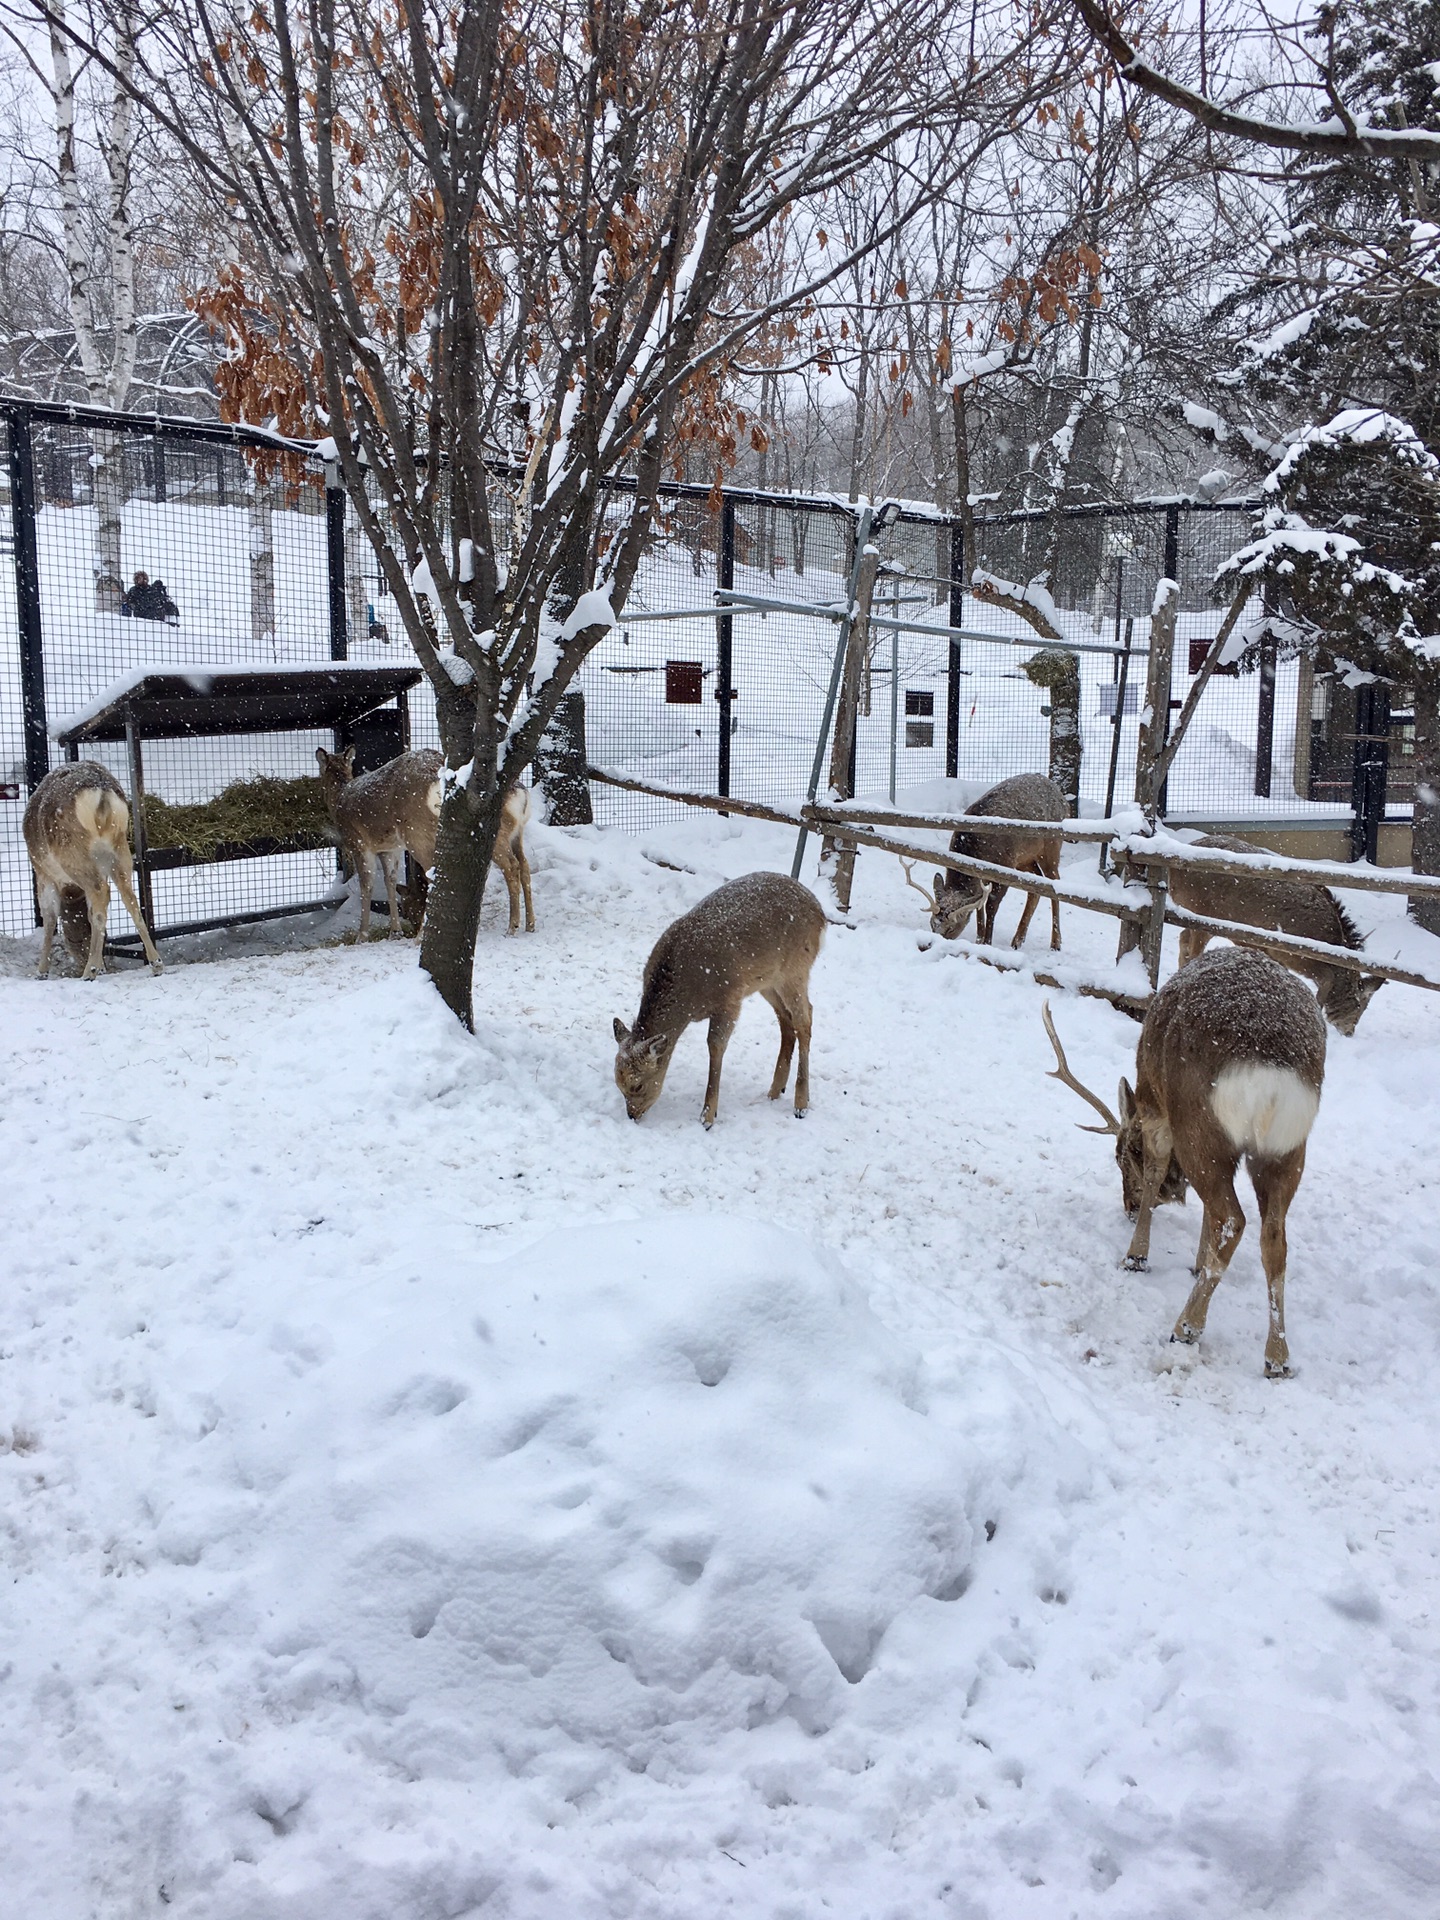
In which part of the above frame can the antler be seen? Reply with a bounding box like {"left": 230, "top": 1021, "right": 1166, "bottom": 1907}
{"left": 900, "top": 857, "right": 934, "bottom": 905}
{"left": 1041, "top": 999, "right": 1121, "bottom": 1135}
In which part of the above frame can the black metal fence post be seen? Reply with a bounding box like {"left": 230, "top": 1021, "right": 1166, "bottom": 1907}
{"left": 717, "top": 496, "right": 735, "bottom": 800}
{"left": 1351, "top": 682, "right": 1390, "bottom": 862}
{"left": 1156, "top": 503, "right": 1181, "bottom": 817}
{"left": 946, "top": 520, "right": 964, "bottom": 780}
{"left": 326, "top": 466, "right": 348, "bottom": 660}
{"left": 1254, "top": 633, "right": 1276, "bottom": 799}
{"left": 7, "top": 406, "right": 50, "bottom": 794}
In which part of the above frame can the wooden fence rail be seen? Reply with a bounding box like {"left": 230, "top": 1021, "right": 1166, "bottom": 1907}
{"left": 585, "top": 767, "right": 1440, "bottom": 1002}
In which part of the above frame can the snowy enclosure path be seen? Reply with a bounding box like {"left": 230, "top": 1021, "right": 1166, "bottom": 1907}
{"left": 2, "top": 816, "right": 1438, "bottom": 1919}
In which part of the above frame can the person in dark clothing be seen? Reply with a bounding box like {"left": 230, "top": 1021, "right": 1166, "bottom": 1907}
{"left": 120, "top": 570, "right": 180, "bottom": 622}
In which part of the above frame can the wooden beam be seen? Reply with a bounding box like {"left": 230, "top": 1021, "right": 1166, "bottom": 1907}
{"left": 1119, "top": 840, "right": 1440, "bottom": 902}
{"left": 1163, "top": 903, "right": 1440, "bottom": 992}
{"left": 814, "top": 805, "right": 1117, "bottom": 844}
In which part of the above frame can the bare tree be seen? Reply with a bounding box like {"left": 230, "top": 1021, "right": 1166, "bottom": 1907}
{"left": 36, "top": 0, "right": 1071, "bottom": 1027}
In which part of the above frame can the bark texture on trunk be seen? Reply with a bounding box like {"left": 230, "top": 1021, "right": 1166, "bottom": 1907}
{"left": 419, "top": 782, "right": 506, "bottom": 1031}
{"left": 249, "top": 473, "right": 275, "bottom": 652}
{"left": 1021, "top": 647, "right": 1081, "bottom": 814}
{"left": 92, "top": 430, "right": 125, "bottom": 610}
{"left": 536, "top": 689, "right": 594, "bottom": 826}
{"left": 1412, "top": 670, "right": 1440, "bottom": 934}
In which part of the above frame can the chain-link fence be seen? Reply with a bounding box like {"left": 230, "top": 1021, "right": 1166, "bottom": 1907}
{"left": 1, "top": 399, "right": 1411, "bottom": 945}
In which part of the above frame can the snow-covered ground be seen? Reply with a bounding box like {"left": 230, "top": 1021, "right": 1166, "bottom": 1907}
{"left": 3, "top": 813, "right": 1439, "bottom": 1918}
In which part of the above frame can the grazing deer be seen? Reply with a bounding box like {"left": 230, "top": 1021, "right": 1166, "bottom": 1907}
{"left": 315, "top": 747, "right": 535, "bottom": 938}
{"left": 613, "top": 871, "right": 824, "bottom": 1128}
{"left": 1043, "top": 944, "right": 1327, "bottom": 1377}
{"left": 23, "top": 761, "right": 162, "bottom": 979}
{"left": 1169, "top": 833, "right": 1383, "bottom": 1035}
{"left": 930, "top": 772, "right": 1065, "bottom": 949}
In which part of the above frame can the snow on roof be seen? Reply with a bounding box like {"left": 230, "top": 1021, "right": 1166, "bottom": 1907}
{"left": 52, "top": 660, "right": 416, "bottom": 738}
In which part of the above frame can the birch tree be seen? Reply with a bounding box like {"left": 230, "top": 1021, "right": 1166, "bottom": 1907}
{"left": 44, "top": 0, "right": 138, "bottom": 607}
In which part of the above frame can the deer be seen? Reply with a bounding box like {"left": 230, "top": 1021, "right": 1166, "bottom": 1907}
{"left": 1167, "top": 833, "right": 1384, "bottom": 1035}
{"left": 613, "top": 871, "right": 824, "bottom": 1128}
{"left": 23, "top": 761, "right": 162, "bottom": 979}
{"left": 927, "top": 772, "right": 1066, "bottom": 949}
{"left": 1042, "top": 943, "right": 1327, "bottom": 1378}
{"left": 315, "top": 746, "right": 535, "bottom": 939}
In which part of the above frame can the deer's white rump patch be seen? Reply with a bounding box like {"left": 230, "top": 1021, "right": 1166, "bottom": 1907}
{"left": 1210, "top": 1062, "right": 1319, "bottom": 1158}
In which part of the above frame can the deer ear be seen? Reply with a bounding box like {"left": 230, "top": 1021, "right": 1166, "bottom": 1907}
{"left": 642, "top": 1035, "right": 666, "bottom": 1063}
{"left": 1118, "top": 1078, "right": 1135, "bottom": 1122}
{"left": 342, "top": 746, "right": 357, "bottom": 771}
{"left": 315, "top": 746, "right": 329, "bottom": 768}
{"left": 613, "top": 1018, "right": 630, "bottom": 1045}
{"left": 932, "top": 874, "right": 943, "bottom": 899}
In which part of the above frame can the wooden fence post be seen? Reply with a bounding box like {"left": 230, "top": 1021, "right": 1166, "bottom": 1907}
{"left": 818, "top": 536, "right": 883, "bottom": 912}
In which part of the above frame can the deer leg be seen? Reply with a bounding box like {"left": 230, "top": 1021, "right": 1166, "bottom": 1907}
{"left": 36, "top": 883, "right": 57, "bottom": 979}
{"left": 700, "top": 1011, "right": 738, "bottom": 1130}
{"left": 792, "top": 988, "right": 814, "bottom": 1117}
{"left": 517, "top": 843, "right": 535, "bottom": 932}
{"left": 494, "top": 845, "right": 522, "bottom": 935}
{"left": 1122, "top": 1117, "right": 1176, "bottom": 1271}
{"left": 378, "top": 852, "right": 403, "bottom": 934}
{"left": 81, "top": 884, "right": 108, "bottom": 981}
{"left": 112, "top": 859, "right": 162, "bottom": 974}
{"left": 1045, "top": 853, "right": 1062, "bottom": 950}
{"left": 761, "top": 988, "right": 796, "bottom": 1100}
{"left": 356, "top": 850, "right": 374, "bottom": 939}
{"left": 1010, "top": 887, "right": 1041, "bottom": 949}
{"left": 1171, "top": 1160, "right": 1245, "bottom": 1347}
{"left": 1250, "top": 1148, "right": 1305, "bottom": 1379}
{"left": 981, "top": 884, "right": 1006, "bottom": 945}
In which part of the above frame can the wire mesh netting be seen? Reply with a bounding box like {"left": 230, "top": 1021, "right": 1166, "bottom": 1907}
{"left": 1, "top": 402, "right": 1408, "bottom": 951}
{"left": 0, "top": 413, "right": 343, "bottom": 940}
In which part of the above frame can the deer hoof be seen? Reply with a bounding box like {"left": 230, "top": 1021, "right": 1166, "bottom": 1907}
{"left": 1122, "top": 1254, "right": 1149, "bottom": 1273}
{"left": 700, "top": 1113, "right": 715, "bottom": 1131}
{"left": 793, "top": 1104, "right": 808, "bottom": 1119}
{"left": 1170, "top": 1325, "right": 1200, "bottom": 1346}
{"left": 1264, "top": 1358, "right": 1294, "bottom": 1380}
{"left": 149, "top": 961, "right": 164, "bottom": 976}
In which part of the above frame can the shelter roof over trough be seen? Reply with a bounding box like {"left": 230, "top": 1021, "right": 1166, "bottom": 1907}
{"left": 54, "top": 663, "right": 423, "bottom": 744}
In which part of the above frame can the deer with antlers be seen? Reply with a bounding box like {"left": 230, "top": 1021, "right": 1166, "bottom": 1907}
{"left": 1043, "top": 944, "right": 1327, "bottom": 1377}
{"left": 925, "top": 772, "right": 1066, "bottom": 949}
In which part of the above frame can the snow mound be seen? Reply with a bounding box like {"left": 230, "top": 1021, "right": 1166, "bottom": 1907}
{"left": 261, "top": 1217, "right": 976, "bottom": 1754}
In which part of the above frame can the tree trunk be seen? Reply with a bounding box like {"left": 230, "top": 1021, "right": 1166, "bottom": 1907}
{"left": 536, "top": 689, "right": 594, "bottom": 825}
{"left": 92, "top": 429, "right": 125, "bottom": 611}
{"left": 1021, "top": 647, "right": 1082, "bottom": 813}
{"left": 1135, "top": 581, "right": 1178, "bottom": 821}
{"left": 345, "top": 512, "right": 371, "bottom": 644}
{"left": 1412, "top": 669, "right": 1440, "bottom": 934}
{"left": 249, "top": 471, "right": 275, "bottom": 654}
{"left": 419, "top": 780, "right": 507, "bottom": 1031}
{"left": 951, "top": 383, "right": 978, "bottom": 588}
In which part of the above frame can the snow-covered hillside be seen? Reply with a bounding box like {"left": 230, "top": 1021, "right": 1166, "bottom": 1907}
{"left": 3, "top": 817, "right": 1438, "bottom": 1918}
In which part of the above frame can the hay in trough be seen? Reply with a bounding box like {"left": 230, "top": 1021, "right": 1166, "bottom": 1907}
{"left": 143, "top": 774, "right": 335, "bottom": 860}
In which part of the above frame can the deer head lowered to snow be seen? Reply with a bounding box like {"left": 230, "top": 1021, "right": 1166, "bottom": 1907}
{"left": 1043, "top": 943, "right": 1327, "bottom": 1378}
{"left": 930, "top": 771, "right": 1065, "bottom": 949}
{"left": 24, "top": 762, "right": 162, "bottom": 979}
{"left": 613, "top": 871, "right": 824, "bottom": 1129}
{"left": 1167, "top": 833, "right": 1384, "bottom": 1035}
